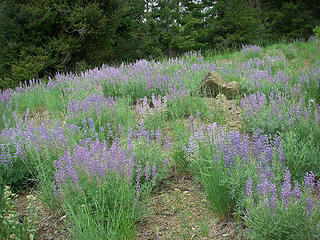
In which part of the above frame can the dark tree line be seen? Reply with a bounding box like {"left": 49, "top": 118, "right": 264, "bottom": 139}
{"left": 0, "top": 0, "right": 319, "bottom": 89}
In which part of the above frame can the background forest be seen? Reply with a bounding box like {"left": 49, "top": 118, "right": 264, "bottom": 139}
{"left": 0, "top": 0, "right": 319, "bottom": 89}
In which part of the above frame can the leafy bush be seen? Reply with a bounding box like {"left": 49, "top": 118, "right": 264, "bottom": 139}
{"left": 313, "top": 26, "right": 320, "bottom": 38}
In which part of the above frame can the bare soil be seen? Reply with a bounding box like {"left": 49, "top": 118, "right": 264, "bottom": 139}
{"left": 135, "top": 174, "right": 241, "bottom": 240}
{"left": 15, "top": 189, "right": 69, "bottom": 240}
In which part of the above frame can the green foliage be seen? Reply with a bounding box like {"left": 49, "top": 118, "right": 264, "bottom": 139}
{"left": 243, "top": 106, "right": 288, "bottom": 136}
{"left": 170, "top": 120, "right": 191, "bottom": 173}
{"left": 61, "top": 173, "right": 138, "bottom": 240}
{"left": 167, "top": 95, "right": 208, "bottom": 121}
{"left": 102, "top": 81, "right": 164, "bottom": 105}
{"left": 0, "top": 185, "right": 38, "bottom": 240}
{"left": 191, "top": 144, "right": 257, "bottom": 217}
{"left": 205, "top": 0, "right": 266, "bottom": 49}
{"left": 0, "top": 143, "right": 37, "bottom": 191}
{"left": 245, "top": 183, "right": 320, "bottom": 240}
{"left": 0, "top": 0, "right": 121, "bottom": 88}
{"left": 314, "top": 26, "right": 320, "bottom": 38}
{"left": 282, "top": 122, "right": 320, "bottom": 180}
{"left": 133, "top": 139, "right": 170, "bottom": 186}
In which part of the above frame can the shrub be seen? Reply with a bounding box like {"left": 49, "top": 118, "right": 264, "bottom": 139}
{"left": 313, "top": 26, "right": 320, "bottom": 38}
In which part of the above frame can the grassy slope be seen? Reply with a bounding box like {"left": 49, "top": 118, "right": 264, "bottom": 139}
{"left": 0, "top": 39, "right": 319, "bottom": 239}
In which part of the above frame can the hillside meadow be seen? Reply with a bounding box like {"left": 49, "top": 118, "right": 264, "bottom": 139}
{"left": 0, "top": 39, "right": 320, "bottom": 239}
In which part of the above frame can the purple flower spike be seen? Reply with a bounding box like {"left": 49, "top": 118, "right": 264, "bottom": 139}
{"left": 304, "top": 172, "right": 315, "bottom": 192}
{"left": 156, "top": 127, "right": 162, "bottom": 143}
{"left": 281, "top": 169, "right": 292, "bottom": 207}
{"left": 164, "top": 135, "right": 172, "bottom": 149}
{"left": 305, "top": 195, "right": 313, "bottom": 216}
{"left": 293, "top": 182, "right": 302, "bottom": 201}
{"left": 135, "top": 164, "right": 142, "bottom": 201}
{"left": 152, "top": 164, "right": 157, "bottom": 182}
{"left": 145, "top": 162, "right": 150, "bottom": 181}
{"left": 189, "top": 114, "right": 194, "bottom": 129}
{"left": 246, "top": 176, "right": 253, "bottom": 199}
{"left": 256, "top": 172, "right": 270, "bottom": 208}
{"left": 269, "top": 183, "right": 277, "bottom": 212}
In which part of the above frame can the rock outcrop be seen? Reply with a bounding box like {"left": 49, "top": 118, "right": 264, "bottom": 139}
{"left": 199, "top": 71, "right": 241, "bottom": 99}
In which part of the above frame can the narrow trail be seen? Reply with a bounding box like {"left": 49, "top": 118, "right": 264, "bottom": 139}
{"left": 135, "top": 174, "right": 241, "bottom": 240}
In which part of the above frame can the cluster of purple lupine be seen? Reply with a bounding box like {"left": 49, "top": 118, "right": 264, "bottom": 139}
{"left": 0, "top": 44, "right": 301, "bottom": 112}
{"left": 246, "top": 169, "right": 320, "bottom": 215}
{"left": 136, "top": 94, "right": 167, "bottom": 117}
{"left": 183, "top": 118, "right": 284, "bottom": 172}
{"left": 54, "top": 138, "right": 134, "bottom": 187}
{"left": 247, "top": 69, "right": 292, "bottom": 90}
{"left": 242, "top": 62, "right": 320, "bottom": 93}
{"left": 0, "top": 117, "right": 77, "bottom": 165}
{"left": 56, "top": 59, "right": 188, "bottom": 97}
{"left": 241, "top": 90, "right": 320, "bottom": 126}
{"left": 0, "top": 51, "right": 208, "bottom": 109}
{"left": 0, "top": 88, "right": 15, "bottom": 104}
{"left": 52, "top": 122, "right": 172, "bottom": 199}
{"left": 240, "top": 91, "right": 267, "bottom": 117}
{"left": 0, "top": 106, "right": 175, "bottom": 166}
{"left": 241, "top": 44, "right": 262, "bottom": 56}
{"left": 67, "top": 93, "right": 117, "bottom": 119}
{"left": 238, "top": 54, "right": 286, "bottom": 72}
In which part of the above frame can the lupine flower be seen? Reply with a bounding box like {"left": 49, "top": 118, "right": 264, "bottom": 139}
{"left": 152, "top": 164, "right": 157, "bottom": 182}
{"left": 156, "top": 127, "right": 162, "bottom": 143}
{"left": 164, "top": 135, "right": 172, "bottom": 149}
{"left": 145, "top": 162, "right": 150, "bottom": 181}
{"left": 305, "top": 195, "right": 313, "bottom": 216}
{"left": 256, "top": 172, "right": 271, "bottom": 208}
{"left": 269, "top": 183, "right": 277, "bottom": 212}
{"left": 293, "top": 182, "right": 302, "bottom": 201}
{"left": 304, "top": 172, "right": 315, "bottom": 192}
{"left": 135, "top": 164, "right": 142, "bottom": 201}
{"left": 189, "top": 114, "right": 194, "bottom": 130}
{"left": 281, "top": 169, "right": 292, "bottom": 207}
{"left": 241, "top": 44, "right": 262, "bottom": 56}
{"left": 246, "top": 176, "right": 253, "bottom": 199}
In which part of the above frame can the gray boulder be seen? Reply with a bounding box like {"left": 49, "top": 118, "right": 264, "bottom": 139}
{"left": 199, "top": 71, "right": 240, "bottom": 99}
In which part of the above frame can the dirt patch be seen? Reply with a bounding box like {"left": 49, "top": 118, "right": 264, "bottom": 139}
{"left": 15, "top": 189, "right": 69, "bottom": 240}
{"left": 209, "top": 217, "right": 247, "bottom": 240}
{"left": 135, "top": 174, "right": 240, "bottom": 240}
{"left": 22, "top": 107, "right": 52, "bottom": 127}
{"left": 203, "top": 94, "right": 242, "bottom": 131}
